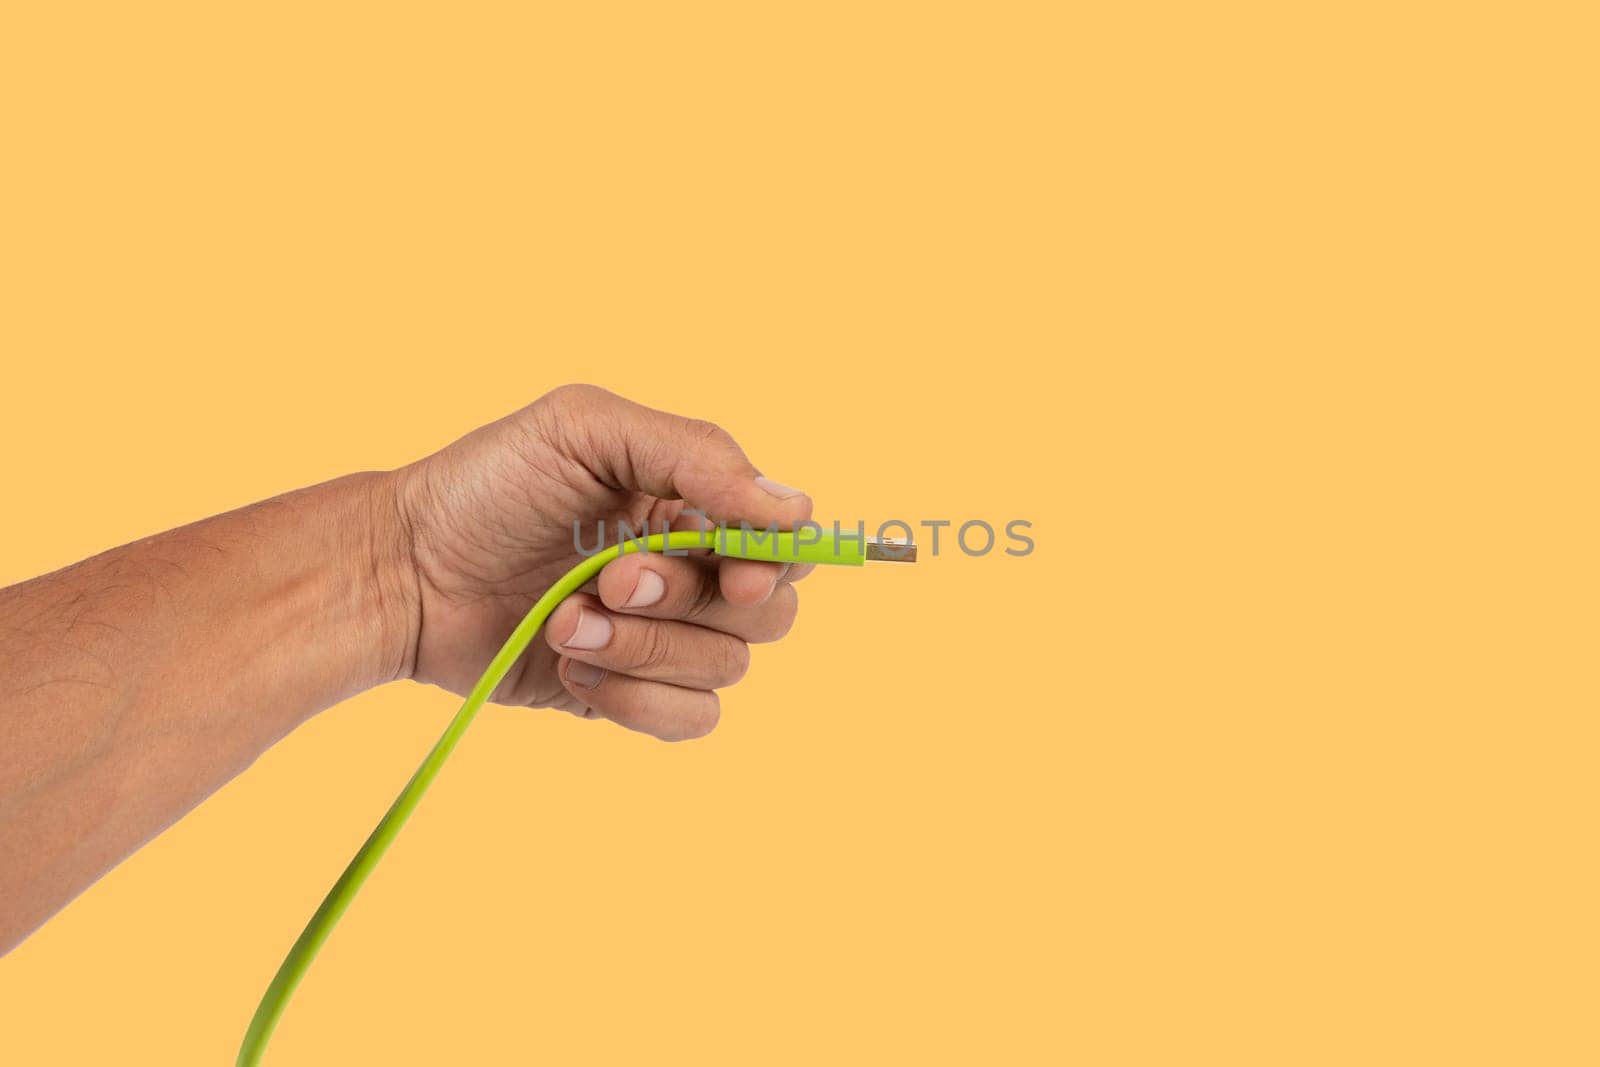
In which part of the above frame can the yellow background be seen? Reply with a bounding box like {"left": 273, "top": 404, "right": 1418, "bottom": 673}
{"left": 1, "top": 2, "right": 1595, "bottom": 1063}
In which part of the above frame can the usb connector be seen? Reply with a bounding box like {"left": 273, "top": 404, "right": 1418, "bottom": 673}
{"left": 865, "top": 539, "right": 918, "bottom": 563}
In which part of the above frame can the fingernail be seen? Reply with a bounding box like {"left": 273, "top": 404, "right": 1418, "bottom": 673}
{"left": 565, "top": 660, "right": 607, "bottom": 689}
{"left": 756, "top": 476, "right": 806, "bottom": 500}
{"left": 624, "top": 568, "right": 666, "bottom": 608}
{"left": 563, "top": 608, "right": 613, "bottom": 650}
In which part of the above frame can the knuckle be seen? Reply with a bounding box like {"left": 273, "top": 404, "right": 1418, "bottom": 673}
{"left": 696, "top": 693, "right": 723, "bottom": 735}
{"left": 716, "top": 639, "right": 751, "bottom": 686}
{"left": 665, "top": 695, "right": 721, "bottom": 742}
{"left": 531, "top": 385, "right": 614, "bottom": 445}
{"left": 529, "top": 386, "right": 595, "bottom": 450}
{"left": 633, "top": 687, "right": 718, "bottom": 743}
{"left": 681, "top": 571, "right": 722, "bottom": 620}
{"left": 631, "top": 622, "right": 675, "bottom": 674}
{"left": 683, "top": 417, "right": 731, "bottom": 449}
{"left": 543, "top": 382, "right": 609, "bottom": 411}
{"left": 751, "top": 586, "right": 799, "bottom": 643}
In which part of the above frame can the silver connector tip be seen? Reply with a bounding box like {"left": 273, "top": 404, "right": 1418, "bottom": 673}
{"left": 865, "top": 539, "right": 918, "bottom": 563}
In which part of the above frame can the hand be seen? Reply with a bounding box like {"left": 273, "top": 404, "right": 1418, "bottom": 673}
{"left": 387, "top": 385, "right": 814, "bottom": 740}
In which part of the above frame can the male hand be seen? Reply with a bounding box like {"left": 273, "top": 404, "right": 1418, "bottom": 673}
{"left": 389, "top": 385, "right": 813, "bottom": 740}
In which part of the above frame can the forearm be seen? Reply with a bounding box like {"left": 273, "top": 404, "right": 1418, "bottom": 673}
{"left": 0, "top": 472, "right": 416, "bottom": 953}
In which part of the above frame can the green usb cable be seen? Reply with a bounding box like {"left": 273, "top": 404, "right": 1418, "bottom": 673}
{"left": 238, "top": 527, "right": 914, "bottom": 1065}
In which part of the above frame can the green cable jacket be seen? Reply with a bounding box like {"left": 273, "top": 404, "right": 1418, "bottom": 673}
{"left": 239, "top": 528, "right": 883, "bottom": 1064}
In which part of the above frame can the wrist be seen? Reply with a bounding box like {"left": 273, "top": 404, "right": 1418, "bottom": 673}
{"left": 352, "top": 469, "right": 423, "bottom": 688}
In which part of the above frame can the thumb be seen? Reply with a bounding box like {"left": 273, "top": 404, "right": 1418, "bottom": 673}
{"left": 547, "top": 385, "right": 813, "bottom": 530}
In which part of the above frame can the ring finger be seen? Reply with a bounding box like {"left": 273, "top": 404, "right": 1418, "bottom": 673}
{"left": 559, "top": 659, "right": 720, "bottom": 742}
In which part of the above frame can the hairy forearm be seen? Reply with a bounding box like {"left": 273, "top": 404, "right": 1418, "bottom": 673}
{"left": 0, "top": 472, "right": 415, "bottom": 953}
